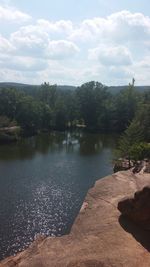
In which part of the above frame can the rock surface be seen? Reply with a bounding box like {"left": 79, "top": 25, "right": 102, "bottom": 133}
{"left": 0, "top": 126, "right": 20, "bottom": 143}
{"left": 118, "top": 186, "right": 150, "bottom": 230}
{"left": 1, "top": 170, "right": 150, "bottom": 267}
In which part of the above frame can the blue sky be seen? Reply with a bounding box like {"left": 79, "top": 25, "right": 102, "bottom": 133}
{"left": 0, "top": 0, "right": 150, "bottom": 85}
{"left": 3, "top": 0, "right": 150, "bottom": 21}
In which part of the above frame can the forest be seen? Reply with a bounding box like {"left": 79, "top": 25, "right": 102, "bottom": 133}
{"left": 0, "top": 81, "right": 149, "bottom": 160}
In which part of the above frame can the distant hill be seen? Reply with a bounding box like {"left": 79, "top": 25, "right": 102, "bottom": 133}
{"left": 0, "top": 82, "right": 39, "bottom": 89}
{"left": 0, "top": 82, "right": 150, "bottom": 94}
{"left": 109, "top": 85, "right": 150, "bottom": 94}
{"left": 0, "top": 82, "right": 76, "bottom": 91}
{"left": 57, "top": 85, "right": 77, "bottom": 91}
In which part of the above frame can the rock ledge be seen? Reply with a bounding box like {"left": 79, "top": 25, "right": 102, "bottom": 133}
{"left": 1, "top": 170, "right": 150, "bottom": 267}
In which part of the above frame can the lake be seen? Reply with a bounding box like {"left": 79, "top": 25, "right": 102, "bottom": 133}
{"left": 0, "top": 131, "right": 118, "bottom": 260}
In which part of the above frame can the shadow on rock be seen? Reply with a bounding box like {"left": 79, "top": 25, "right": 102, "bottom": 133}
{"left": 119, "top": 214, "right": 150, "bottom": 252}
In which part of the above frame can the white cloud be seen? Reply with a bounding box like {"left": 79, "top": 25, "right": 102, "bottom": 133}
{"left": 0, "top": 34, "right": 14, "bottom": 52}
{"left": 0, "top": 68, "right": 25, "bottom": 82}
{"left": 0, "top": 5, "right": 31, "bottom": 22}
{"left": 0, "top": 54, "right": 48, "bottom": 71}
{"left": 37, "top": 19, "right": 73, "bottom": 35}
{"left": 69, "top": 10, "right": 150, "bottom": 43}
{"left": 89, "top": 45, "right": 132, "bottom": 66}
{"left": 10, "top": 26, "right": 49, "bottom": 57}
{"left": 46, "top": 40, "right": 79, "bottom": 59}
{"left": 136, "top": 57, "right": 150, "bottom": 69}
{"left": 1, "top": 8, "right": 150, "bottom": 85}
{"left": 10, "top": 24, "right": 79, "bottom": 59}
{"left": 107, "top": 10, "right": 150, "bottom": 42}
{"left": 69, "top": 17, "right": 110, "bottom": 42}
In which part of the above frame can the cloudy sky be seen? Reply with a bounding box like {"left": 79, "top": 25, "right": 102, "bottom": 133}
{"left": 0, "top": 0, "right": 150, "bottom": 85}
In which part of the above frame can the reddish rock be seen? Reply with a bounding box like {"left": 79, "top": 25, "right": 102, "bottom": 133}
{"left": 118, "top": 186, "right": 150, "bottom": 229}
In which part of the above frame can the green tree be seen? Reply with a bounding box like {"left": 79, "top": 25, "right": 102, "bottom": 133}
{"left": 135, "top": 104, "right": 150, "bottom": 142}
{"left": 130, "top": 142, "right": 150, "bottom": 161}
{"left": 38, "top": 82, "right": 57, "bottom": 109}
{"left": 113, "top": 82, "right": 139, "bottom": 132}
{"left": 118, "top": 120, "right": 144, "bottom": 166}
{"left": 0, "top": 88, "right": 22, "bottom": 119}
{"left": 76, "top": 81, "right": 110, "bottom": 131}
{"left": 16, "top": 96, "right": 41, "bottom": 132}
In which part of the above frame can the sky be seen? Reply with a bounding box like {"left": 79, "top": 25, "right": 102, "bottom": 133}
{"left": 0, "top": 0, "right": 150, "bottom": 85}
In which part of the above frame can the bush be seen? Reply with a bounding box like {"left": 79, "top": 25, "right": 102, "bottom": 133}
{"left": 130, "top": 142, "right": 150, "bottom": 161}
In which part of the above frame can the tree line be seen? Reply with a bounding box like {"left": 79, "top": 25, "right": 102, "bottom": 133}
{"left": 0, "top": 80, "right": 149, "bottom": 143}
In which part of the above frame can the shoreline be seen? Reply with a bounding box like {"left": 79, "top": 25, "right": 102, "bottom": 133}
{"left": 1, "top": 170, "right": 150, "bottom": 267}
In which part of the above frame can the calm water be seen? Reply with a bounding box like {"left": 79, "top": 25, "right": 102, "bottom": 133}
{"left": 0, "top": 131, "right": 117, "bottom": 260}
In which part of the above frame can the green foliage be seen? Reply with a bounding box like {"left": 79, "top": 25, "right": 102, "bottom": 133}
{"left": 37, "top": 82, "right": 57, "bottom": 108}
{"left": 0, "top": 88, "right": 23, "bottom": 119}
{"left": 130, "top": 142, "right": 150, "bottom": 161}
{"left": 118, "top": 120, "right": 144, "bottom": 159}
{"left": 115, "top": 81, "right": 150, "bottom": 162}
{"left": 135, "top": 104, "right": 150, "bottom": 142}
{"left": 76, "top": 81, "right": 111, "bottom": 131}
{"left": 16, "top": 96, "right": 41, "bottom": 130}
{"left": 113, "top": 83, "right": 139, "bottom": 132}
{"left": 0, "top": 80, "right": 149, "bottom": 142}
{"left": 0, "top": 87, "right": 53, "bottom": 133}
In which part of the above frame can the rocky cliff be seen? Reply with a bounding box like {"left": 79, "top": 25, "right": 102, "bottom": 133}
{"left": 1, "top": 170, "right": 150, "bottom": 267}
{"left": 0, "top": 126, "right": 20, "bottom": 143}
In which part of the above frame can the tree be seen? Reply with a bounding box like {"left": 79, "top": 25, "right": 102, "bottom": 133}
{"left": 38, "top": 83, "right": 57, "bottom": 109}
{"left": 130, "top": 142, "right": 150, "bottom": 161}
{"left": 0, "top": 88, "right": 22, "bottom": 119}
{"left": 76, "top": 81, "right": 111, "bottom": 131}
{"left": 135, "top": 104, "right": 150, "bottom": 142}
{"left": 16, "top": 96, "right": 41, "bottom": 132}
{"left": 113, "top": 82, "right": 139, "bottom": 132}
{"left": 118, "top": 120, "right": 144, "bottom": 166}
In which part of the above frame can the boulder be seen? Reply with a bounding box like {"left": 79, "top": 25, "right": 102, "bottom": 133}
{"left": 113, "top": 158, "right": 134, "bottom": 172}
{"left": 144, "top": 161, "right": 150, "bottom": 173}
{"left": 118, "top": 186, "right": 150, "bottom": 229}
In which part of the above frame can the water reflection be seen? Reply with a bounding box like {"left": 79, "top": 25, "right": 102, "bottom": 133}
{"left": 0, "top": 131, "right": 118, "bottom": 260}
{"left": 0, "top": 131, "right": 117, "bottom": 160}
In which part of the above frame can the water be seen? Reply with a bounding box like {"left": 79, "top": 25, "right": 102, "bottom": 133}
{"left": 0, "top": 131, "right": 117, "bottom": 260}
